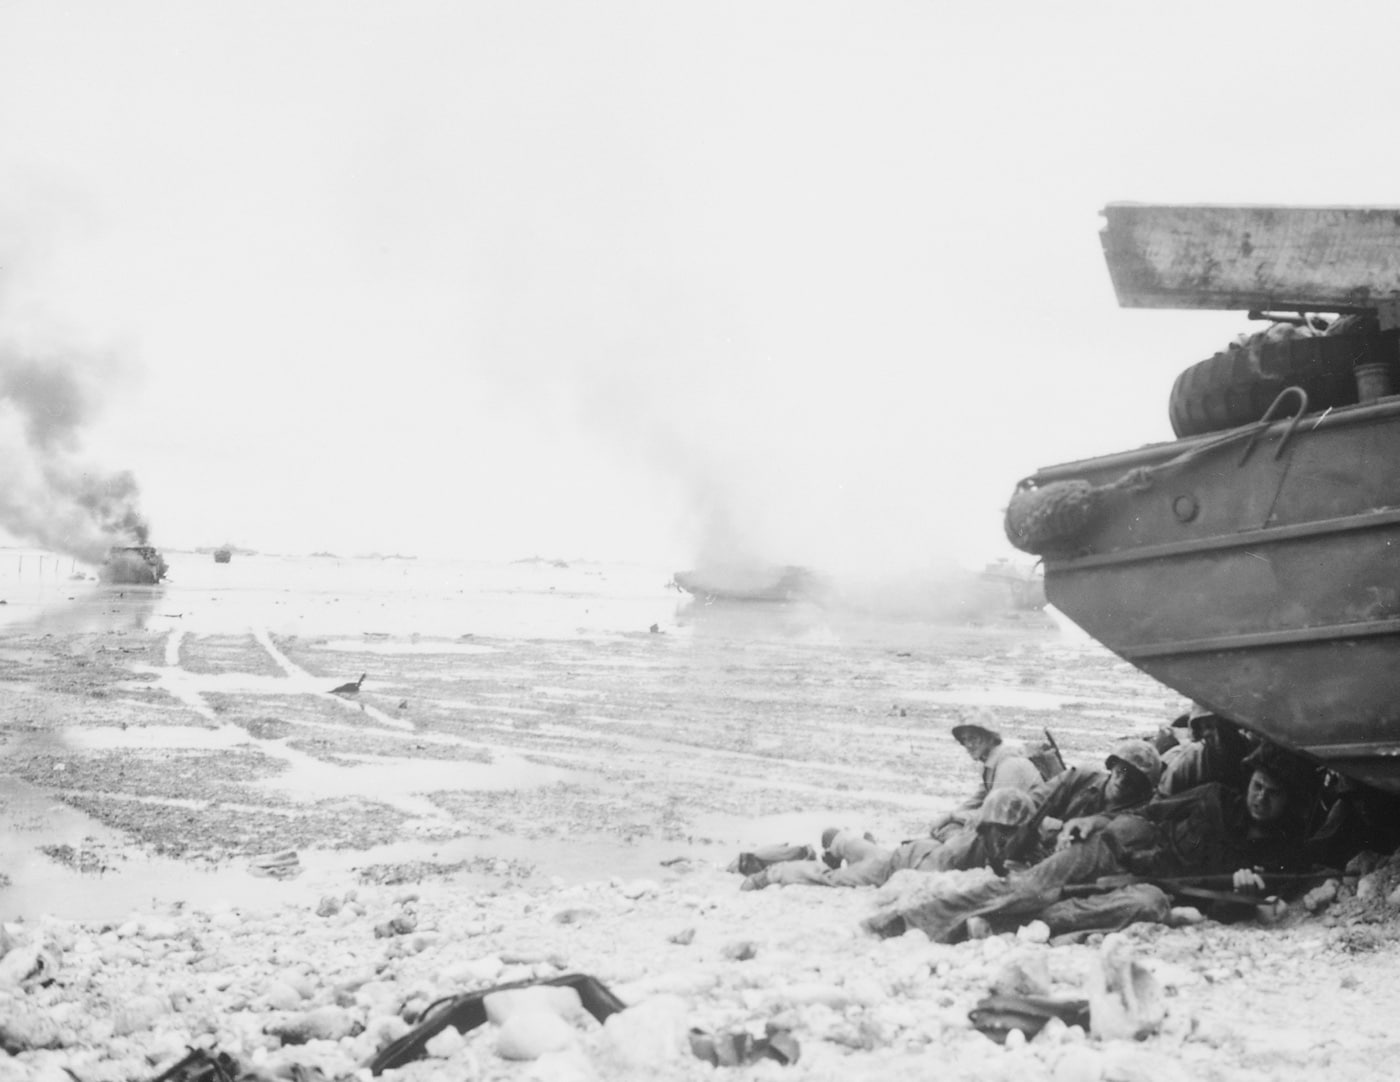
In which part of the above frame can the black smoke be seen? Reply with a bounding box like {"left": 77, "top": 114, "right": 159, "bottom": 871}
{"left": 0, "top": 342, "right": 153, "bottom": 564}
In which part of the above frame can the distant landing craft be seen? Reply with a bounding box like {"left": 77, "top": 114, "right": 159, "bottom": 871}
{"left": 670, "top": 565, "right": 830, "bottom": 603}
{"left": 330, "top": 673, "right": 366, "bottom": 695}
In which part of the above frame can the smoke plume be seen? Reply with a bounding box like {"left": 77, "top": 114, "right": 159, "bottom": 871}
{"left": 0, "top": 342, "right": 151, "bottom": 563}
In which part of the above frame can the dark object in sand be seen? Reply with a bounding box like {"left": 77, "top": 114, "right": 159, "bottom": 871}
{"left": 366, "top": 973, "right": 626, "bottom": 1074}
{"left": 330, "top": 673, "right": 366, "bottom": 695}
{"left": 213, "top": 547, "right": 232, "bottom": 564}
{"left": 968, "top": 993, "right": 1090, "bottom": 1044}
{"left": 103, "top": 546, "right": 169, "bottom": 584}
{"left": 148, "top": 1046, "right": 240, "bottom": 1082}
{"left": 689, "top": 1023, "right": 800, "bottom": 1067}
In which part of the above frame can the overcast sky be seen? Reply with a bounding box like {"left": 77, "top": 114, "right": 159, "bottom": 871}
{"left": 2, "top": 1, "right": 1398, "bottom": 571}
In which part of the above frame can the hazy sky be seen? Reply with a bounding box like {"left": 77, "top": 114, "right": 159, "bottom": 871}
{"left": 2, "top": 1, "right": 1399, "bottom": 570}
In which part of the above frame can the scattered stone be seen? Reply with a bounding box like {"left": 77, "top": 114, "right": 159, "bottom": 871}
{"left": 316, "top": 895, "right": 343, "bottom": 918}
{"left": 262, "top": 980, "right": 304, "bottom": 1011}
{"left": 1088, "top": 936, "right": 1164, "bottom": 1041}
{"left": 721, "top": 940, "right": 758, "bottom": 961}
{"left": 265, "top": 1004, "right": 362, "bottom": 1044}
{"left": 374, "top": 914, "right": 418, "bottom": 937}
{"left": 598, "top": 996, "right": 691, "bottom": 1070}
{"left": 1347, "top": 850, "right": 1382, "bottom": 877}
{"left": 424, "top": 1024, "right": 468, "bottom": 1059}
{"left": 552, "top": 908, "right": 599, "bottom": 926}
{"left": 484, "top": 984, "right": 586, "bottom": 1027}
{"left": 1052, "top": 1045, "right": 1104, "bottom": 1082}
{"left": 496, "top": 1011, "right": 579, "bottom": 1060}
{"left": 618, "top": 879, "right": 659, "bottom": 900}
{"left": 0, "top": 944, "right": 57, "bottom": 990}
{"left": 668, "top": 927, "right": 695, "bottom": 945}
{"left": 1101, "top": 1045, "right": 1193, "bottom": 1082}
{"left": 112, "top": 994, "right": 169, "bottom": 1036}
{"left": 0, "top": 1005, "right": 65, "bottom": 1052}
{"left": 444, "top": 955, "right": 504, "bottom": 984}
{"left": 991, "top": 951, "right": 1053, "bottom": 997}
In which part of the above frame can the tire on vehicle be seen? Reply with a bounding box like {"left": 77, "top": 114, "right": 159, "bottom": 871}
{"left": 1167, "top": 318, "right": 1392, "bottom": 438}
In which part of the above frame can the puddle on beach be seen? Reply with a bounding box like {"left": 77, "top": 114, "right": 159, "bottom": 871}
{"left": 0, "top": 731, "right": 589, "bottom": 922}
{"left": 0, "top": 792, "right": 706, "bottom": 924}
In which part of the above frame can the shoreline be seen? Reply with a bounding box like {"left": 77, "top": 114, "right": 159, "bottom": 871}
{"left": 5, "top": 574, "right": 1399, "bottom": 1079}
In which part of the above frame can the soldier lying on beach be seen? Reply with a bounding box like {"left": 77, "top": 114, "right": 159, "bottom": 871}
{"left": 738, "top": 738, "right": 1164, "bottom": 891}
{"left": 925, "top": 715, "right": 1042, "bottom": 841}
{"left": 1025, "top": 739, "right": 1162, "bottom": 851}
{"left": 871, "top": 743, "right": 1321, "bottom": 942}
{"left": 739, "top": 788, "right": 1040, "bottom": 891}
{"left": 1156, "top": 706, "right": 1254, "bottom": 797}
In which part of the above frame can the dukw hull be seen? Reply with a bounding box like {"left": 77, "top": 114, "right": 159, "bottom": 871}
{"left": 1028, "top": 396, "right": 1400, "bottom": 791}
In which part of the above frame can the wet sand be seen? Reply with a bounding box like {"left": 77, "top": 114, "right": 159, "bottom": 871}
{"left": 12, "top": 553, "right": 1397, "bottom": 1080}
{"left": 1, "top": 554, "right": 1132, "bottom": 921}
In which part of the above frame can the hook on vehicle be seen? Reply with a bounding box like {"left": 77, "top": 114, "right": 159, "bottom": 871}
{"left": 1238, "top": 386, "right": 1309, "bottom": 466}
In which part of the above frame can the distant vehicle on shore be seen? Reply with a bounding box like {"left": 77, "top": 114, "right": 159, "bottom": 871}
{"left": 980, "top": 559, "right": 1046, "bottom": 611}
{"left": 213, "top": 547, "right": 233, "bottom": 564}
{"left": 103, "top": 545, "right": 168, "bottom": 584}
{"left": 671, "top": 564, "right": 831, "bottom": 603}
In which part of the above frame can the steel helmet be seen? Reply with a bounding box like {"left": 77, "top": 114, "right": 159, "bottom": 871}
{"left": 978, "top": 787, "right": 1036, "bottom": 828}
{"left": 1105, "top": 740, "right": 1163, "bottom": 788}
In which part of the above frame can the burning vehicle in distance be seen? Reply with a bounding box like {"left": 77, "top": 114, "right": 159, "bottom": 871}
{"left": 102, "top": 545, "right": 168, "bottom": 585}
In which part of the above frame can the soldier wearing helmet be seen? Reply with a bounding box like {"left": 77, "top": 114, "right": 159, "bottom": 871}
{"left": 740, "top": 788, "right": 1036, "bottom": 891}
{"left": 915, "top": 747, "right": 1320, "bottom": 941}
{"left": 1157, "top": 707, "right": 1254, "bottom": 796}
{"left": 927, "top": 713, "right": 1042, "bottom": 840}
{"left": 1004, "top": 739, "right": 1162, "bottom": 861}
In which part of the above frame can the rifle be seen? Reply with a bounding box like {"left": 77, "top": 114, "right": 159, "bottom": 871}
{"left": 1061, "top": 869, "right": 1339, "bottom": 906}
{"left": 1043, "top": 727, "right": 1067, "bottom": 774}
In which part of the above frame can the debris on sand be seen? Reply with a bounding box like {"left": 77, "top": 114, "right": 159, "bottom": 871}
{"left": 248, "top": 849, "right": 302, "bottom": 879}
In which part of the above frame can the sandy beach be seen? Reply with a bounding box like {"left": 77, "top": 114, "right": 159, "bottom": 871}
{"left": 3, "top": 552, "right": 1399, "bottom": 1081}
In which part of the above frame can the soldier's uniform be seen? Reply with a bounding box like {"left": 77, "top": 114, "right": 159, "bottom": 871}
{"left": 1029, "top": 740, "right": 1162, "bottom": 827}
{"left": 892, "top": 769, "right": 1312, "bottom": 941}
{"left": 744, "top": 789, "right": 1037, "bottom": 891}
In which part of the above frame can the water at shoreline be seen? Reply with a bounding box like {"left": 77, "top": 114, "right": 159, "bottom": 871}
{"left": 0, "top": 549, "right": 1124, "bottom": 923}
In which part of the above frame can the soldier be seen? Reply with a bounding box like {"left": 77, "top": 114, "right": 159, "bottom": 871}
{"left": 741, "top": 788, "right": 1038, "bottom": 891}
{"left": 896, "top": 746, "right": 1319, "bottom": 941}
{"left": 926, "top": 714, "right": 1042, "bottom": 839}
{"left": 1031, "top": 739, "right": 1163, "bottom": 853}
{"left": 1157, "top": 708, "right": 1254, "bottom": 796}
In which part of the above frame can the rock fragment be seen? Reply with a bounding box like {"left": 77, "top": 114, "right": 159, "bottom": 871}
{"left": 496, "top": 1011, "right": 579, "bottom": 1060}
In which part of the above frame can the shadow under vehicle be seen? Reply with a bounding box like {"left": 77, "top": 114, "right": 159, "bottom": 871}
{"left": 1007, "top": 204, "right": 1400, "bottom": 792}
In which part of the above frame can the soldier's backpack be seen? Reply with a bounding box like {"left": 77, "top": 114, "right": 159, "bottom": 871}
{"left": 1027, "top": 728, "right": 1066, "bottom": 781}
